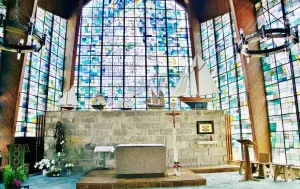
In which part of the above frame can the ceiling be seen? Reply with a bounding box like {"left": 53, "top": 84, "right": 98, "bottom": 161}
{"left": 39, "top": 0, "right": 234, "bottom": 23}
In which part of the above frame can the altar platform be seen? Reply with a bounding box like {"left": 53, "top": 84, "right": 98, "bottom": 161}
{"left": 76, "top": 168, "right": 206, "bottom": 189}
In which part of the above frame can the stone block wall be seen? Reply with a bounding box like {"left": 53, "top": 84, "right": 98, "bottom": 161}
{"left": 44, "top": 110, "right": 227, "bottom": 172}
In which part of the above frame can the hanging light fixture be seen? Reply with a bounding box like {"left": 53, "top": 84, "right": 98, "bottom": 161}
{"left": 0, "top": 0, "right": 46, "bottom": 59}
{"left": 235, "top": 5, "right": 299, "bottom": 61}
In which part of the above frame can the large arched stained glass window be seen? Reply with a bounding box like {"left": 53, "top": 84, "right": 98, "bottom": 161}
{"left": 75, "top": 0, "right": 192, "bottom": 110}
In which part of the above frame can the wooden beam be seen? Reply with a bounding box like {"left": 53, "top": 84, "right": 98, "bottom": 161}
{"left": 184, "top": 0, "right": 196, "bottom": 58}
{"left": 0, "top": 0, "right": 35, "bottom": 165}
{"left": 229, "top": 0, "right": 271, "bottom": 159}
{"left": 69, "top": 0, "right": 83, "bottom": 88}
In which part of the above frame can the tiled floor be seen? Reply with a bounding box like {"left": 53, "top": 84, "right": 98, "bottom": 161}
{"left": 0, "top": 172, "right": 299, "bottom": 189}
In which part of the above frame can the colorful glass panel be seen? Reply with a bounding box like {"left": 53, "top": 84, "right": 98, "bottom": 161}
{"left": 15, "top": 7, "right": 67, "bottom": 137}
{"left": 256, "top": 0, "right": 300, "bottom": 165}
{"left": 75, "top": 0, "right": 191, "bottom": 110}
{"left": 200, "top": 13, "right": 253, "bottom": 161}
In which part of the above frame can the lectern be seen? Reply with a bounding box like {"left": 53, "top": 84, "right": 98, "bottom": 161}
{"left": 237, "top": 139, "right": 259, "bottom": 182}
{"left": 7, "top": 144, "right": 30, "bottom": 170}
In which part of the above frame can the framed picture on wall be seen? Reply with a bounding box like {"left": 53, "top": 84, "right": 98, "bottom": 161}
{"left": 196, "top": 121, "right": 214, "bottom": 134}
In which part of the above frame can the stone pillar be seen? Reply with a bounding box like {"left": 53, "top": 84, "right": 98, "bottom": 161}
{"left": 229, "top": 0, "right": 271, "bottom": 158}
{"left": 0, "top": 0, "right": 35, "bottom": 165}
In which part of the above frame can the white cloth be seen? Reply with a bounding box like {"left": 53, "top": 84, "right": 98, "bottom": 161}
{"left": 94, "top": 146, "right": 115, "bottom": 153}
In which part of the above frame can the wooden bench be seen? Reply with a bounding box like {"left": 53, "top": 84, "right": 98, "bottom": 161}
{"left": 239, "top": 153, "right": 274, "bottom": 179}
{"left": 274, "top": 163, "right": 296, "bottom": 182}
{"left": 251, "top": 161, "right": 274, "bottom": 179}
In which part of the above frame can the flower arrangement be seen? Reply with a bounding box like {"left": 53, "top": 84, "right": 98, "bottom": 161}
{"left": 173, "top": 162, "right": 183, "bottom": 172}
{"left": 34, "top": 159, "right": 55, "bottom": 171}
{"left": 34, "top": 159, "right": 62, "bottom": 177}
{"left": 13, "top": 180, "right": 22, "bottom": 188}
{"left": 65, "top": 163, "right": 74, "bottom": 175}
{"left": 173, "top": 162, "right": 182, "bottom": 176}
{"left": 65, "top": 163, "right": 74, "bottom": 170}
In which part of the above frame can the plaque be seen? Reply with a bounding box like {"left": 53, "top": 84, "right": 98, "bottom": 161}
{"left": 196, "top": 121, "right": 214, "bottom": 134}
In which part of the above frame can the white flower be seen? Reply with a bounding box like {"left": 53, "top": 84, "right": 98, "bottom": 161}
{"left": 58, "top": 152, "right": 61, "bottom": 157}
{"left": 51, "top": 160, "right": 55, "bottom": 164}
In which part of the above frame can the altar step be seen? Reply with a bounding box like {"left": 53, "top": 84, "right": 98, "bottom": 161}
{"left": 190, "top": 164, "right": 240, "bottom": 174}
{"left": 76, "top": 168, "right": 206, "bottom": 189}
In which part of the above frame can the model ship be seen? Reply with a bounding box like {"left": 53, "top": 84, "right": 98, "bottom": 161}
{"left": 57, "top": 86, "right": 79, "bottom": 110}
{"left": 172, "top": 54, "right": 219, "bottom": 109}
{"left": 118, "top": 98, "right": 133, "bottom": 110}
{"left": 91, "top": 92, "right": 106, "bottom": 110}
{"left": 147, "top": 90, "right": 165, "bottom": 110}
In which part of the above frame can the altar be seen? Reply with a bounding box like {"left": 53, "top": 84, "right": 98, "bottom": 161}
{"left": 115, "top": 144, "right": 166, "bottom": 177}
{"left": 44, "top": 110, "right": 228, "bottom": 172}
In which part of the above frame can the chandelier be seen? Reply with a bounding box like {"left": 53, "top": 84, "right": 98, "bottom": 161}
{"left": 236, "top": 21, "right": 299, "bottom": 63}
{"left": 0, "top": 0, "right": 46, "bottom": 60}
{"left": 235, "top": 5, "right": 299, "bottom": 63}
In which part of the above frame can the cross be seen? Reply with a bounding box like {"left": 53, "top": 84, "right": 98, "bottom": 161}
{"left": 166, "top": 105, "right": 180, "bottom": 164}
{"left": 166, "top": 110, "right": 180, "bottom": 129}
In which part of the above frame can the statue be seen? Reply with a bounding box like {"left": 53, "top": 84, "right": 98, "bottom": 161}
{"left": 54, "top": 121, "right": 65, "bottom": 153}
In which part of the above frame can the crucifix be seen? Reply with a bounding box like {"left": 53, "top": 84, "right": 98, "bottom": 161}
{"left": 166, "top": 100, "right": 180, "bottom": 162}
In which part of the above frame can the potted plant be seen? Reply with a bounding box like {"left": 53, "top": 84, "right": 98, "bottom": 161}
{"left": 173, "top": 162, "right": 182, "bottom": 176}
{"left": 65, "top": 163, "right": 74, "bottom": 175}
{"left": 3, "top": 165, "right": 28, "bottom": 189}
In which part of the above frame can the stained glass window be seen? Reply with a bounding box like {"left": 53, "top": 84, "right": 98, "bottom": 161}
{"left": 256, "top": 0, "right": 300, "bottom": 165}
{"left": 15, "top": 7, "right": 67, "bottom": 137}
{"left": 75, "top": 0, "right": 191, "bottom": 110}
{"left": 200, "top": 13, "right": 253, "bottom": 160}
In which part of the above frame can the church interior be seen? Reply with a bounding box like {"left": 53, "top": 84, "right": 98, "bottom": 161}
{"left": 0, "top": 0, "right": 300, "bottom": 188}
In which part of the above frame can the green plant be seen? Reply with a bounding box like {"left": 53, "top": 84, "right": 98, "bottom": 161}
{"left": 3, "top": 166, "right": 14, "bottom": 189}
{"left": 14, "top": 166, "right": 28, "bottom": 182}
{"left": 2, "top": 165, "right": 29, "bottom": 189}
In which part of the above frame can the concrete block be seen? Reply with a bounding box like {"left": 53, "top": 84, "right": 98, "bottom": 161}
{"left": 125, "top": 111, "right": 136, "bottom": 117}
{"left": 160, "top": 129, "right": 172, "bottom": 135}
{"left": 102, "top": 111, "right": 123, "bottom": 118}
{"left": 47, "top": 112, "right": 61, "bottom": 117}
{"left": 209, "top": 148, "right": 227, "bottom": 156}
{"left": 193, "top": 148, "right": 209, "bottom": 156}
{"left": 177, "top": 141, "right": 189, "bottom": 149}
{"left": 180, "top": 149, "right": 193, "bottom": 157}
{"left": 136, "top": 123, "right": 151, "bottom": 129}
{"left": 113, "top": 130, "right": 126, "bottom": 136}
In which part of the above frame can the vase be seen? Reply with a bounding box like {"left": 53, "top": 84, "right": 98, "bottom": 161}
{"left": 67, "top": 169, "right": 72, "bottom": 175}
{"left": 175, "top": 168, "right": 181, "bottom": 176}
{"left": 42, "top": 170, "right": 51, "bottom": 176}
